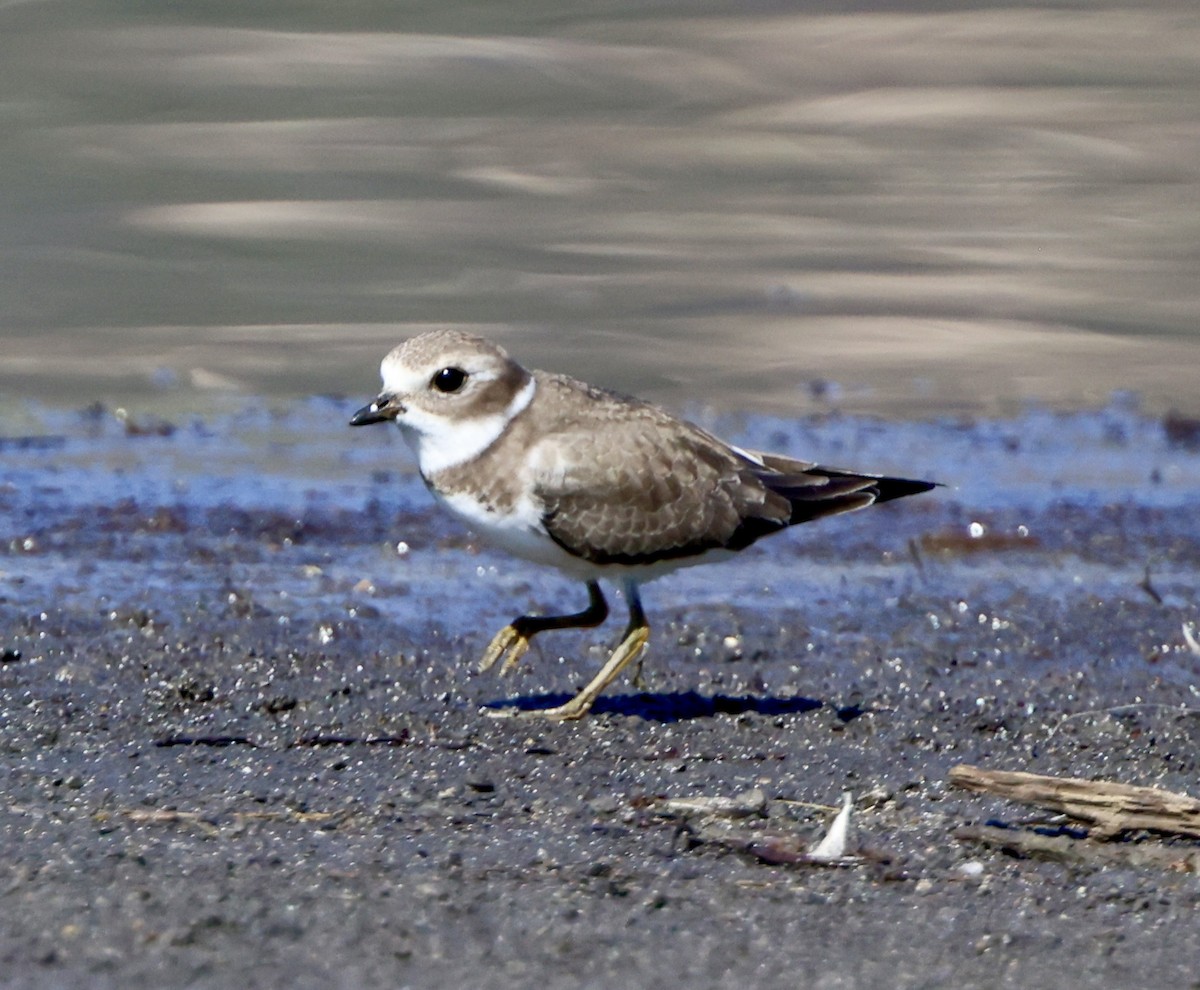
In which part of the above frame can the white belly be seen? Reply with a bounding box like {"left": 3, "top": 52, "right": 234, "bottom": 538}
{"left": 434, "top": 488, "right": 595, "bottom": 577}
{"left": 431, "top": 487, "right": 727, "bottom": 585}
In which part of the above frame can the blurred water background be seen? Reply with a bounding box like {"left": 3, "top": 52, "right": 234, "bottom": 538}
{"left": 3, "top": 0, "right": 1199, "bottom": 418}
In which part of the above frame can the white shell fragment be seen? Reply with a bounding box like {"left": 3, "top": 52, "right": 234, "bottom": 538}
{"left": 1183, "top": 621, "right": 1200, "bottom": 658}
{"left": 807, "top": 791, "right": 856, "bottom": 864}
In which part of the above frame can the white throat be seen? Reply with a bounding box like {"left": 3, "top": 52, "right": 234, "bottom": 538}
{"left": 402, "top": 376, "right": 537, "bottom": 476}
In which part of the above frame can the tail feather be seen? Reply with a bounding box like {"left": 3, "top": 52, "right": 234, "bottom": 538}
{"left": 753, "top": 457, "right": 938, "bottom": 526}
{"left": 721, "top": 447, "right": 938, "bottom": 551}
{"left": 811, "top": 468, "right": 939, "bottom": 505}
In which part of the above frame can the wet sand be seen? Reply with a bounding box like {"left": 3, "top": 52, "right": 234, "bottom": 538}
{"left": 2, "top": 398, "right": 1199, "bottom": 988}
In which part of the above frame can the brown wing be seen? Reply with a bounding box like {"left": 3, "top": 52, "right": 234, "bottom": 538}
{"left": 531, "top": 379, "right": 935, "bottom": 567}
{"left": 535, "top": 418, "right": 787, "bottom": 566}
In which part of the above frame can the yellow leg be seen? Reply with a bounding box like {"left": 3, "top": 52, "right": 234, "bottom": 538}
{"left": 477, "top": 580, "right": 608, "bottom": 677}
{"left": 532, "top": 621, "right": 650, "bottom": 721}
{"left": 488, "top": 580, "right": 650, "bottom": 721}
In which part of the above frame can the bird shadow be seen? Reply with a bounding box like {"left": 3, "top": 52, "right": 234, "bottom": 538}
{"left": 481, "top": 690, "right": 823, "bottom": 723}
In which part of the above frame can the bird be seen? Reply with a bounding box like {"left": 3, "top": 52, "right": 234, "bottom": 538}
{"left": 350, "top": 329, "right": 936, "bottom": 720}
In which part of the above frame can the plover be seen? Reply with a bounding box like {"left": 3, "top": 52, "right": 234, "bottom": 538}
{"left": 351, "top": 330, "right": 935, "bottom": 720}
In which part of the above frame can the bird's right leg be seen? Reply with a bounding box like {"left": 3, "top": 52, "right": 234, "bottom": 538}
{"left": 479, "top": 580, "right": 609, "bottom": 676}
{"left": 523, "top": 579, "right": 650, "bottom": 721}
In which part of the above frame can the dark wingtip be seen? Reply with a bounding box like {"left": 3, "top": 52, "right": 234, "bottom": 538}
{"left": 871, "top": 476, "right": 941, "bottom": 504}
{"left": 753, "top": 464, "right": 939, "bottom": 529}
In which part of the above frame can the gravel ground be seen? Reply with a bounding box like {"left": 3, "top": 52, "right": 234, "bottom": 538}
{"left": 2, "top": 399, "right": 1199, "bottom": 989}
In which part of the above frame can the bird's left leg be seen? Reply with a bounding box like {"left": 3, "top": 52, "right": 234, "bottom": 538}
{"left": 479, "top": 580, "right": 609, "bottom": 676}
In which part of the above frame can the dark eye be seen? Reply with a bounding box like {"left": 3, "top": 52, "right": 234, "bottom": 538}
{"left": 431, "top": 367, "right": 468, "bottom": 393}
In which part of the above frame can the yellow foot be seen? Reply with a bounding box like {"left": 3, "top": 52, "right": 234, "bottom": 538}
{"left": 478, "top": 624, "right": 531, "bottom": 676}
{"left": 480, "top": 699, "right": 589, "bottom": 722}
{"left": 483, "top": 624, "right": 652, "bottom": 722}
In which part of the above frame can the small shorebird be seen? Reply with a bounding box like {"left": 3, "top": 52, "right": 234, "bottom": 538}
{"left": 351, "top": 330, "right": 935, "bottom": 720}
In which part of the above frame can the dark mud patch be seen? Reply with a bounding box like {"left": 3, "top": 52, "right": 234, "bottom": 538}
{"left": 1, "top": 398, "right": 1199, "bottom": 989}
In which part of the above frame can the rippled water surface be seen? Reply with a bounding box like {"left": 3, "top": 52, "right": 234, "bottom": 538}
{"left": 3, "top": 1, "right": 1200, "bottom": 416}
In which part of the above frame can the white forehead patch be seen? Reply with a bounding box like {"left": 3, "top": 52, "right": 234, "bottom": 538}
{"left": 379, "top": 344, "right": 502, "bottom": 396}
{"left": 379, "top": 350, "right": 423, "bottom": 396}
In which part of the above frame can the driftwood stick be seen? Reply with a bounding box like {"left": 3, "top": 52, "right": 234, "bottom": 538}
{"left": 955, "top": 825, "right": 1200, "bottom": 872}
{"left": 948, "top": 764, "right": 1200, "bottom": 840}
